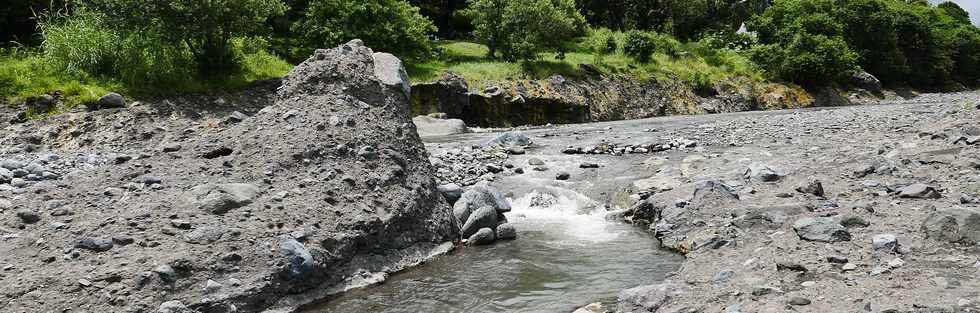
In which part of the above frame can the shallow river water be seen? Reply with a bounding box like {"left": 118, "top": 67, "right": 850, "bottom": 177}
{"left": 308, "top": 185, "right": 682, "bottom": 313}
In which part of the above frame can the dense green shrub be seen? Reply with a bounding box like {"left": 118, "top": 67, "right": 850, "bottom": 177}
{"left": 0, "top": 62, "right": 20, "bottom": 96}
{"left": 587, "top": 28, "right": 617, "bottom": 54}
{"left": 623, "top": 30, "right": 681, "bottom": 62}
{"left": 38, "top": 8, "right": 118, "bottom": 77}
{"left": 293, "top": 0, "right": 436, "bottom": 59}
{"left": 750, "top": 33, "right": 858, "bottom": 85}
{"left": 586, "top": 27, "right": 617, "bottom": 64}
{"left": 623, "top": 30, "right": 654, "bottom": 62}
{"left": 466, "top": 0, "right": 586, "bottom": 61}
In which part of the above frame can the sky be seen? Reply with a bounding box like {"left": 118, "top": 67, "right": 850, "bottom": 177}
{"left": 928, "top": 0, "right": 980, "bottom": 25}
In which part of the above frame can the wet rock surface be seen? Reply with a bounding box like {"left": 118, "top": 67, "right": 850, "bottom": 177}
{"left": 423, "top": 90, "right": 980, "bottom": 313}
{"left": 0, "top": 41, "right": 456, "bottom": 313}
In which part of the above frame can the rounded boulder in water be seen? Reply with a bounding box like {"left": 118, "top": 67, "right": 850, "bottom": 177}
{"left": 459, "top": 206, "right": 498, "bottom": 238}
{"left": 453, "top": 184, "right": 512, "bottom": 228}
{"left": 496, "top": 223, "right": 517, "bottom": 240}
{"left": 467, "top": 227, "right": 495, "bottom": 245}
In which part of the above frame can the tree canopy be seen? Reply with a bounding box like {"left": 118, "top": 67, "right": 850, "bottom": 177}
{"left": 466, "top": 0, "right": 586, "bottom": 61}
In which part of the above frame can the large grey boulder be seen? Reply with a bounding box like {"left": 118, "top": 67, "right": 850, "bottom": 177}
{"left": 372, "top": 52, "right": 411, "bottom": 99}
{"left": 617, "top": 283, "right": 686, "bottom": 312}
{"left": 75, "top": 237, "right": 114, "bottom": 252}
{"left": 850, "top": 71, "right": 882, "bottom": 93}
{"left": 437, "top": 183, "right": 464, "bottom": 204}
{"left": 182, "top": 183, "right": 260, "bottom": 214}
{"left": 460, "top": 206, "right": 499, "bottom": 238}
{"left": 872, "top": 234, "right": 899, "bottom": 252}
{"left": 412, "top": 115, "right": 469, "bottom": 137}
{"left": 278, "top": 236, "right": 314, "bottom": 281}
{"left": 793, "top": 217, "right": 851, "bottom": 242}
{"left": 467, "top": 227, "right": 496, "bottom": 245}
{"left": 690, "top": 181, "right": 739, "bottom": 209}
{"left": 0, "top": 167, "right": 13, "bottom": 184}
{"left": 488, "top": 131, "right": 531, "bottom": 147}
{"left": 158, "top": 300, "right": 195, "bottom": 313}
{"left": 453, "top": 185, "right": 511, "bottom": 224}
{"left": 452, "top": 185, "right": 511, "bottom": 241}
{"left": 97, "top": 92, "right": 127, "bottom": 109}
{"left": 496, "top": 223, "right": 517, "bottom": 240}
{"left": 922, "top": 207, "right": 980, "bottom": 244}
{"left": 0, "top": 159, "right": 24, "bottom": 170}
{"left": 899, "top": 184, "right": 941, "bottom": 199}
{"left": 744, "top": 162, "right": 784, "bottom": 182}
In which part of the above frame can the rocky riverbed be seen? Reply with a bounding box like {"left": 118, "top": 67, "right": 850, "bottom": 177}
{"left": 2, "top": 38, "right": 980, "bottom": 313}
{"left": 418, "top": 91, "right": 980, "bottom": 312}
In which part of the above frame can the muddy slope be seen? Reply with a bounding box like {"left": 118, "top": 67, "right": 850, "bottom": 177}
{"left": 0, "top": 41, "right": 456, "bottom": 313}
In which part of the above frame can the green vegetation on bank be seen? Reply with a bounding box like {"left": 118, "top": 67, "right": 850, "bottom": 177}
{"left": 407, "top": 31, "right": 763, "bottom": 93}
{"left": 1, "top": 0, "right": 978, "bottom": 110}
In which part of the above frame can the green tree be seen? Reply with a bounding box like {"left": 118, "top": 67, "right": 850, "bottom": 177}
{"left": 623, "top": 30, "right": 681, "bottom": 62}
{"left": 937, "top": 1, "right": 971, "bottom": 25}
{"left": 749, "top": 0, "right": 980, "bottom": 88}
{"left": 293, "top": 0, "right": 436, "bottom": 59}
{"left": 948, "top": 25, "right": 980, "bottom": 83}
{"left": 467, "top": 0, "right": 585, "bottom": 61}
{"left": 466, "top": 0, "right": 507, "bottom": 58}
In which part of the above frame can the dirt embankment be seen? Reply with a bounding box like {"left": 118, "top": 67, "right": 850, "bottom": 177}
{"left": 408, "top": 69, "right": 901, "bottom": 128}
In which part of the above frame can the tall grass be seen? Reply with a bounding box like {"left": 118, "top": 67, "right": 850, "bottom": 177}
{"left": 38, "top": 8, "right": 197, "bottom": 87}
{"left": 38, "top": 9, "right": 117, "bottom": 77}
{"left": 1, "top": 8, "right": 292, "bottom": 111}
{"left": 0, "top": 49, "right": 120, "bottom": 108}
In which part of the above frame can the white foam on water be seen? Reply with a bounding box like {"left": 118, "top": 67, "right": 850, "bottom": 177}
{"left": 505, "top": 187, "right": 622, "bottom": 244}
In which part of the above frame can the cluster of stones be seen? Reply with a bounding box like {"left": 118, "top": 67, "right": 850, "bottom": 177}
{"left": 0, "top": 154, "right": 111, "bottom": 192}
{"left": 437, "top": 183, "right": 517, "bottom": 245}
{"left": 561, "top": 137, "right": 698, "bottom": 155}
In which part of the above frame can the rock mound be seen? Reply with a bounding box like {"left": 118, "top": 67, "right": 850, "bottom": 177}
{"left": 0, "top": 40, "right": 456, "bottom": 313}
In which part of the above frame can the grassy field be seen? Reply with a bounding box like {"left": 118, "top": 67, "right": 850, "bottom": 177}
{"left": 0, "top": 47, "right": 291, "bottom": 113}
{"left": 0, "top": 51, "right": 120, "bottom": 108}
{"left": 405, "top": 36, "right": 765, "bottom": 91}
